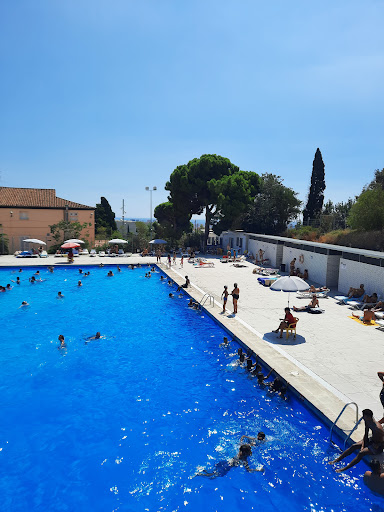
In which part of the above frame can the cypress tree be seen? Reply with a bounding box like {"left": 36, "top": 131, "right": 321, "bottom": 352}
{"left": 95, "top": 197, "right": 117, "bottom": 234}
{"left": 303, "top": 148, "right": 326, "bottom": 224}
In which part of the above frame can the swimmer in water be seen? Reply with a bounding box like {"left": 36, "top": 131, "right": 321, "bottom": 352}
{"left": 107, "top": 270, "right": 114, "bottom": 276}
{"left": 58, "top": 335, "right": 67, "bottom": 349}
{"left": 78, "top": 280, "right": 82, "bottom": 286}
{"left": 29, "top": 276, "right": 36, "bottom": 283}
{"left": 169, "top": 293, "right": 174, "bottom": 298}
{"left": 79, "top": 269, "right": 83, "bottom": 274}
{"left": 256, "top": 368, "right": 274, "bottom": 386}
{"left": 195, "top": 443, "right": 263, "bottom": 478}
{"left": 35, "top": 270, "right": 40, "bottom": 276}
{"left": 6, "top": 284, "right": 12, "bottom": 290}
{"left": 85, "top": 332, "right": 104, "bottom": 342}
{"left": 20, "top": 301, "right": 29, "bottom": 307}
{"left": 160, "top": 275, "right": 164, "bottom": 281}
{"left": 219, "top": 336, "right": 231, "bottom": 347}
{"left": 11, "top": 277, "right": 21, "bottom": 284}
{"left": 117, "top": 267, "right": 121, "bottom": 272}
{"left": 57, "top": 291, "right": 64, "bottom": 299}
{"left": 240, "top": 432, "right": 266, "bottom": 444}
{"left": 238, "top": 348, "right": 246, "bottom": 364}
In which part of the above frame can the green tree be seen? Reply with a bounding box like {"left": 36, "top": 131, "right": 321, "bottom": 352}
{"left": 348, "top": 188, "right": 384, "bottom": 231}
{"left": 368, "top": 168, "right": 384, "bottom": 190}
{"left": 0, "top": 227, "right": 8, "bottom": 255}
{"left": 241, "top": 174, "right": 301, "bottom": 235}
{"left": 303, "top": 148, "right": 326, "bottom": 224}
{"left": 154, "top": 202, "right": 191, "bottom": 243}
{"left": 135, "top": 221, "right": 151, "bottom": 250}
{"left": 48, "top": 220, "right": 91, "bottom": 252}
{"left": 159, "top": 154, "right": 260, "bottom": 246}
{"left": 95, "top": 197, "right": 117, "bottom": 235}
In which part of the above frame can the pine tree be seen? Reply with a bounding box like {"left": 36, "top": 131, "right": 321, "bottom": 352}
{"left": 303, "top": 148, "right": 325, "bottom": 224}
{"left": 95, "top": 197, "right": 117, "bottom": 234}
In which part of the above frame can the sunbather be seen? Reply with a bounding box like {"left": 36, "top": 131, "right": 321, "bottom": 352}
{"left": 347, "top": 284, "right": 365, "bottom": 298}
{"left": 293, "top": 295, "right": 319, "bottom": 312}
{"left": 373, "top": 302, "right": 384, "bottom": 312}
{"left": 305, "top": 285, "right": 328, "bottom": 293}
{"left": 352, "top": 306, "right": 375, "bottom": 324}
{"left": 363, "top": 292, "right": 378, "bottom": 304}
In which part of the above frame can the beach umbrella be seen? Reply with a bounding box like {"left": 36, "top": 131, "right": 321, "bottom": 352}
{"left": 270, "top": 276, "right": 309, "bottom": 307}
{"left": 108, "top": 239, "right": 128, "bottom": 244}
{"left": 23, "top": 239, "right": 46, "bottom": 245}
{"left": 61, "top": 242, "right": 80, "bottom": 249}
{"left": 149, "top": 239, "right": 167, "bottom": 244}
{"left": 64, "top": 239, "right": 84, "bottom": 244}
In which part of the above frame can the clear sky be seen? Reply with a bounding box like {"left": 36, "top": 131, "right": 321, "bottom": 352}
{"left": 1, "top": 0, "right": 383, "bottom": 219}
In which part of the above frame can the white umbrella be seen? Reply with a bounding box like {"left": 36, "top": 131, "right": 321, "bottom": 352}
{"left": 108, "top": 238, "right": 128, "bottom": 244}
{"left": 23, "top": 239, "right": 46, "bottom": 245}
{"left": 64, "top": 239, "right": 84, "bottom": 244}
{"left": 270, "top": 276, "right": 309, "bottom": 307}
{"left": 149, "top": 239, "right": 167, "bottom": 244}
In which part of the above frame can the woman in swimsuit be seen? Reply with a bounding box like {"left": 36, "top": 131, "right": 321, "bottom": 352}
{"left": 231, "top": 283, "right": 239, "bottom": 314}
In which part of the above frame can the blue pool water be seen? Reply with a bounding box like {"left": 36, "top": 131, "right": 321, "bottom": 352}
{"left": 0, "top": 265, "right": 383, "bottom": 511}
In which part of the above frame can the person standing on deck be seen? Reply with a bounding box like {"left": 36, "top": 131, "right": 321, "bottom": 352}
{"left": 221, "top": 285, "right": 229, "bottom": 313}
{"left": 231, "top": 283, "right": 239, "bottom": 314}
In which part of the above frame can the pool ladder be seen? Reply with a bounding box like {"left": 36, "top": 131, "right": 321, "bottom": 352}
{"left": 200, "top": 293, "right": 215, "bottom": 308}
{"left": 329, "top": 402, "right": 362, "bottom": 448}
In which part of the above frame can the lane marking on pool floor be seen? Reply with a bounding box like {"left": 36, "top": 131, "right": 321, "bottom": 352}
{"left": 168, "top": 264, "right": 351, "bottom": 406}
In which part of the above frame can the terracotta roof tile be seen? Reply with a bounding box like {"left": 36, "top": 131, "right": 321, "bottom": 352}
{"left": 0, "top": 187, "right": 94, "bottom": 209}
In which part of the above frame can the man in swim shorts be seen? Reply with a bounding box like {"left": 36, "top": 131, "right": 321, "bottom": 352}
{"left": 293, "top": 295, "right": 319, "bottom": 312}
{"left": 329, "top": 409, "right": 384, "bottom": 472}
{"left": 231, "top": 283, "right": 239, "bottom": 314}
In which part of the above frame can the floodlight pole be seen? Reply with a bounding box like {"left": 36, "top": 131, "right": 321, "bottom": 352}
{"left": 145, "top": 186, "right": 157, "bottom": 239}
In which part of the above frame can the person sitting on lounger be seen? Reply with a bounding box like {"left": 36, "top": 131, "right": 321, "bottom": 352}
{"left": 373, "top": 302, "right": 384, "bottom": 312}
{"left": 293, "top": 295, "right": 319, "bottom": 312}
{"left": 272, "top": 307, "right": 296, "bottom": 338}
{"left": 363, "top": 292, "right": 378, "bottom": 304}
{"left": 195, "top": 443, "right": 263, "bottom": 478}
{"left": 352, "top": 306, "right": 375, "bottom": 324}
{"left": 329, "top": 409, "right": 384, "bottom": 472}
{"left": 347, "top": 284, "right": 365, "bottom": 298}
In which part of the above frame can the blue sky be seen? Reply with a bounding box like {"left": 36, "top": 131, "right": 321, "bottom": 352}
{"left": 1, "top": 0, "right": 383, "bottom": 219}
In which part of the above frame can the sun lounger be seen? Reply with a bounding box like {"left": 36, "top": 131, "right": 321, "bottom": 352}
{"left": 194, "top": 259, "right": 214, "bottom": 268}
{"left": 257, "top": 276, "right": 279, "bottom": 287}
{"left": 40, "top": 250, "right": 48, "bottom": 258}
{"left": 89, "top": 249, "right": 97, "bottom": 257}
{"left": 80, "top": 249, "right": 89, "bottom": 255}
{"left": 297, "top": 289, "right": 330, "bottom": 299}
{"left": 98, "top": 251, "right": 105, "bottom": 257}
{"left": 118, "top": 249, "right": 125, "bottom": 257}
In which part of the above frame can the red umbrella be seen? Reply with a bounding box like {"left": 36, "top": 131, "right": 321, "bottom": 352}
{"left": 61, "top": 242, "right": 80, "bottom": 249}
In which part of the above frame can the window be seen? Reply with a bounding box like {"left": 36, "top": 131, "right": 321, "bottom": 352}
{"left": 19, "top": 211, "right": 29, "bottom": 220}
{"left": 69, "top": 212, "right": 78, "bottom": 220}
{"left": 239, "top": 238, "right": 243, "bottom": 248}
{"left": 230, "top": 238, "right": 233, "bottom": 248}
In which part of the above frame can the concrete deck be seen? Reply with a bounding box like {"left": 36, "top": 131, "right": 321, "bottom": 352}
{"left": 2, "top": 253, "right": 382, "bottom": 442}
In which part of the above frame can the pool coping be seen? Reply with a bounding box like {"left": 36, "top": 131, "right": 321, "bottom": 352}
{"left": 159, "top": 263, "right": 366, "bottom": 447}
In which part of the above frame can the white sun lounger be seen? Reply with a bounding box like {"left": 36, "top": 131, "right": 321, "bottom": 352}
{"left": 89, "top": 249, "right": 97, "bottom": 257}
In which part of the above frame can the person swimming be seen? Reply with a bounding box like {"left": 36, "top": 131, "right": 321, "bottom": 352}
{"left": 57, "top": 291, "right": 64, "bottom": 299}
{"left": 78, "top": 280, "right": 82, "bottom": 286}
{"left": 169, "top": 293, "right": 174, "bottom": 298}
{"left": 58, "top": 335, "right": 67, "bottom": 349}
{"left": 107, "top": 271, "right": 114, "bottom": 276}
{"left": 195, "top": 443, "right": 264, "bottom": 478}
{"left": 20, "top": 301, "right": 29, "bottom": 307}
{"left": 85, "top": 332, "right": 104, "bottom": 342}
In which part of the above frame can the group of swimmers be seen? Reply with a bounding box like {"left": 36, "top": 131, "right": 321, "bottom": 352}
{"left": 58, "top": 331, "right": 104, "bottom": 350}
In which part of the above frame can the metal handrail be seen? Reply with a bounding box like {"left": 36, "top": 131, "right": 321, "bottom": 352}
{"left": 329, "top": 402, "right": 360, "bottom": 448}
{"left": 200, "top": 293, "right": 215, "bottom": 308}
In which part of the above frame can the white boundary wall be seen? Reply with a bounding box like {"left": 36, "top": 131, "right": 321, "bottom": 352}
{"left": 338, "top": 258, "right": 384, "bottom": 296}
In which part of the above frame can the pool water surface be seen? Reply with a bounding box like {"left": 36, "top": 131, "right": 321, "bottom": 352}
{"left": 0, "top": 265, "right": 383, "bottom": 511}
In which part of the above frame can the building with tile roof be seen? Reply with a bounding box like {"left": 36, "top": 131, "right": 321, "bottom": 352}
{"left": 0, "top": 187, "right": 95, "bottom": 252}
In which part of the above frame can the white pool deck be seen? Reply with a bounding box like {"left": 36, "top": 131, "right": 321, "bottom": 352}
{"left": 2, "top": 253, "right": 383, "bottom": 443}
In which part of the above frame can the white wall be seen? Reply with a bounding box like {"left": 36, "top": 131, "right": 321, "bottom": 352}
{"left": 282, "top": 246, "right": 328, "bottom": 286}
{"left": 338, "top": 258, "right": 384, "bottom": 296}
{"left": 221, "top": 232, "right": 246, "bottom": 254}
{"left": 248, "top": 239, "right": 280, "bottom": 267}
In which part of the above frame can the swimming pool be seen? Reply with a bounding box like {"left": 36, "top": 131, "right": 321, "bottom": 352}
{"left": 0, "top": 264, "right": 382, "bottom": 511}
